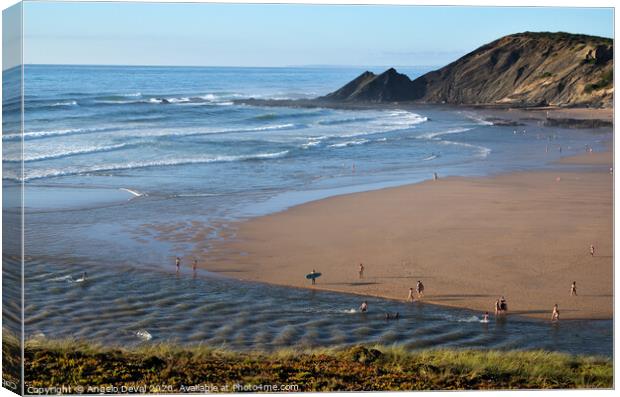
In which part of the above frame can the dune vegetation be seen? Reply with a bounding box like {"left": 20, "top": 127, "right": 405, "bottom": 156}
{"left": 3, "top": 335, "right": 612, "bottom": 392}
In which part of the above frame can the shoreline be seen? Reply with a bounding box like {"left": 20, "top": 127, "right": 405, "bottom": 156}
{"left": 233, "top": 100, "right": 613, "bottom": 128}
{"left": 204, "top": 149, "right": 612, "bottom": 321}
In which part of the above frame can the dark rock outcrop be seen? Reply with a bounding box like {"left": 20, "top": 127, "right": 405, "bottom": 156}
{"left": 322, "top": 68, "right": 423, "bottom": 103}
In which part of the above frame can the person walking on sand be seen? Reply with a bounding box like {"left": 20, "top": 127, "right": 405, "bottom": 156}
{"left": 407, "top": 287, "right": 415, "bottom": 303}
{"left": 310, "top": 269, "right": 317, "bottom": 285}
{"left": 359, "top": 263, "right": 364, "bottom": 279}
{"left": 359, "top": 301, "right": 368, "bottom": 313}
{"left": 551, "top": 304, "right": 560, "bottom": 322}
{"left": 570, "top": 281, "right": 577, "bottom": 296}
{"left": 175, "top": 257, "right": 181, "bottom": 274}
{"left": 416, "top": 280, "right": 425, "bottom": 298}
{"left": 590, "top": 244, "right": 595, "bottom": 257}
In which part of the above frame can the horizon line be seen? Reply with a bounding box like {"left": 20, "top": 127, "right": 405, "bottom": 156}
{"left": 3, "top": 63, "right": 441, "bottom": 72}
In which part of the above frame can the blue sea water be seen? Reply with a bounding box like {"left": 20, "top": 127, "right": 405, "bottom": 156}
{"left": 2, "top": 65, "right": 612, "bottom": 355}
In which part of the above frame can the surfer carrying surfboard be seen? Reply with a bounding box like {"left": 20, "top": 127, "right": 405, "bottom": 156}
{"left": 306, "top": 269, "right": 322, "bottom": 285}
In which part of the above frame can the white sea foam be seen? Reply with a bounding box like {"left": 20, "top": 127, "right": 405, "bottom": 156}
{"left": 2, "top": 127, "right": 111, "bottom": 141}
{"left": 5, "top": 143, "right": 133, "bottom": 162}
{"left": 328, "top": 139, "right": 370, "bottom": 148}
{"left": 417, "top": 127, "right": 473, "bottom": 140}
{"left": 166, "top": 97, "right": 190, "bottom": 103}
{"left": 10, "top": 151, "right": 290, "bottom": 181}
{"left": 50, "top": 100, "right": 77, "bottom": 107}
{"left": 439, "top": 140, "right": 491, "bottom": 159}
{"left": 422, "top": 154, "right": 439, "bottom": 161}
{"left": 4, "top": 122, "right": 296, "bottom": 144}
{"left": 119, "top": 188, "right": 145, "bottom": 197}
{"left": 463, "top": 112, "right": 494, "bottom": 126}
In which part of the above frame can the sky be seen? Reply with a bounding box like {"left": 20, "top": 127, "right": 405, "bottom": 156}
{"left": 15, "top": 1, "right": 615, "bottom": 68}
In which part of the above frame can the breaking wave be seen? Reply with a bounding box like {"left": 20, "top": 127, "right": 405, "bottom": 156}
{"left": 6, "top": 151, "right": 290, "bottom": 181}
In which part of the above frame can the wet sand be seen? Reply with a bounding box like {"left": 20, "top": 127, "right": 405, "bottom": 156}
{"left": 205, "top": 151, "right": 612, "bottom": 320}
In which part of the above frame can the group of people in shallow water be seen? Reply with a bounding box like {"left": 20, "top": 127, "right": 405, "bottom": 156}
{"left": 175, "top": 256, "right": 199, "bottom": 275}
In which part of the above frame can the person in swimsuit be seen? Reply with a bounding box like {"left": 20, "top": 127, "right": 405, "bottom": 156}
{"left": 416, "top": 281, "right": 425, "bottom": 298}
{"left": 192, "top": 259, "right": 198, "bottom": 275}
{"left": 551, "top": 304, "right": 560, "bottom": 321}
{"left": 359, "top": 301, "right": 368, "bottom": 313}
{"left": 494, "top": 299, "right": 501, "bottom": 316}
{"left": 499, "top": 296, "right": 507, "bottom": 312}
{"left": 407, "top": 287, "right": 415, "bottom": 302}
{"left": 482, "top": 312, "right": 489, "bottom": 322}
{"left": 590, "top": 244, "right": 595, "bottom": 256}
{"left": 570, "top": 281, "right": 577, "bottom": 296}
{"left": 311, "top": 269, "right": 317, "bottom": 285}
{"left": 385, "top": 312, "right": 400, "bottom": 320}
{"left": 359, "top": 263, "right": 364, "bottom": 279}
{"left": 175, "top": 257, "right": 181, "bottom": 274}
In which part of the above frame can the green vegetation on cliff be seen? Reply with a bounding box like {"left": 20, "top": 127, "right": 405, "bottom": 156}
{"left": 9, "top": 338, "right": 612, "bottom": 392}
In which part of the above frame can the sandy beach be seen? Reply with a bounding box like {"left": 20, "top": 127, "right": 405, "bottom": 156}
{"left": 205, "top": 150, "right": 612, "bottom": 320}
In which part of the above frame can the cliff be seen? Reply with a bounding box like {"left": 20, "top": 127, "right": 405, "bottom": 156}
{"left": 321, "top": 32, "right": 613, "bottom": 108}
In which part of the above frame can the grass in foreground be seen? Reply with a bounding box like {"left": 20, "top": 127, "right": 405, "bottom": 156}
{"left": 8, "top": 338, "right": 613, "bottom": 392}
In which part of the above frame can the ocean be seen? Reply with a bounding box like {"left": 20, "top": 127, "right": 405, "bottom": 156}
{"left": 2, "top": 65, "right": 612, "bottom": 355}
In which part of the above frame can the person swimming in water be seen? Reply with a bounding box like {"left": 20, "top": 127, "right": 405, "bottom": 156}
{"left": 482, "top": 312, "right": 489, "bottom": 322}
{"left": 551, "top": 304, "right": 560, "bottom": 322}
{"left": 175, "top": 257, "right": 181, "bottom": 273}
{"left": 359, "top": 301, "right": 368, "bottom": 313}
{"left": 570, "top": 281, "right": 577, "bottom": 296}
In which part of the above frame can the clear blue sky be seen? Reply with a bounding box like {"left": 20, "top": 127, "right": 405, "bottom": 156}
{"left": 21, "top": 1, "right": 614, "bottom": 67}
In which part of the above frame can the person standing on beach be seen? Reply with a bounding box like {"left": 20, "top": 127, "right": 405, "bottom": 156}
{"left": 551, "top": 304, "right": 560, "bottom": 322}
{"left": 494, "top": 299, "right": 501, "bottom": 316}
{"left": 590, "top": 244, "right": 595, "bottom": 256}
{"left": 407, "top": 287, "right": 415, "bottom": 302}
{"left": 416, "top": 281, "right": 424, "bottom": 298}
{"left": 499, "top": 296, "right": 507, "bottom": 313}
{"left": 359, "top": 263, "right": 364, "bottom": 279}
{"left": 570, "top": 281, "right": 577, "bottom": 296}
{"left": 175, "top": 257, "right": 181, "bottom": 274}
{"left": 311, "top": 269, "right": 317, "bottom": 285}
